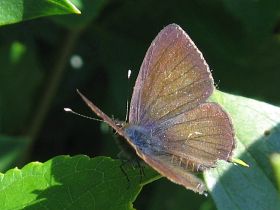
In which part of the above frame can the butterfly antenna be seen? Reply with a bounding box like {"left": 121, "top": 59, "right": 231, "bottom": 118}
{"left": 64, "top": 107, "right": 104, "bottom": 122}
{"left": 125, "top": 69, "right": 132, "bottom": 122}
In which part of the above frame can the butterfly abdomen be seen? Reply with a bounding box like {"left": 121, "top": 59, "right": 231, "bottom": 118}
{"left": 170, "top": 155, "right": 208, "bottom": 172}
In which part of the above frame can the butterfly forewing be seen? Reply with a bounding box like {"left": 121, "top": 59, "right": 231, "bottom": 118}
{"left": 129, "top": 24, "right": 213, "bottom": 125}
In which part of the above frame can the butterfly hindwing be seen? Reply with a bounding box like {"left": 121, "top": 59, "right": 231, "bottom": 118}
{"left": 151, "top": 102, "right": 235, "bottom": 168}
{"left": 125, "top": 102, "right": 234, "bottom": 194}
{"left": 139, "top": 152, "right": 207, "bottom": 194}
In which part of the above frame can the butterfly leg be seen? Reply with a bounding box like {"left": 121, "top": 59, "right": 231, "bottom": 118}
{"left": 119, "top": 160, "right": 131, "bottom": 189}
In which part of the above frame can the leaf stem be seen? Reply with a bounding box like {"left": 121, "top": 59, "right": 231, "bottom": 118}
{"left": 27, "top": 28, "right": 82, "bottom": 145}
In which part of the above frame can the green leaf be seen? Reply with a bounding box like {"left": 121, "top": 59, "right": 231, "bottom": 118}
{"left": 205, "top": 90, "right": 280, "bottom": 210}
{"left": 0, "top": 155, "right": 159, "bottom": 210}
{"left": 0, "top": 0, "right": 80, "bottom": 26}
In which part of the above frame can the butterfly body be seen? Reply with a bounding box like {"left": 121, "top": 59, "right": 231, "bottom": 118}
{"left": 124, "top": 125, "right": 165, "bottom": 155}
{"left": 78, "top": 23, "right": 235, "bottom": 195}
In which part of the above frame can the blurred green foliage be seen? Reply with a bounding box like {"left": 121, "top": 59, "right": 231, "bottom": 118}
{"left": 271, "top": 153, "right": 280, "bottom": 191}
{"left": 0, "top": 0, "right": 280, "bottom": 209}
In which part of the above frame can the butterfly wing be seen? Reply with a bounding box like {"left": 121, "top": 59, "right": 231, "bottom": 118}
{"left": 128, "top": 102, "right": 234, "bottom": 194}
{"left": 129, "top": 24, "right": 213, "bottom": 125}
{"left": 151, "top": 102, "right": 235, "bottom": 168}
{"left": 140, "top": 152, "right": 207, "bottom": 194}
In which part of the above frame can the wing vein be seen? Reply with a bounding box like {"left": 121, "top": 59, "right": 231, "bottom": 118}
{"left": 139, "top": 52, "right": 193, "bottom": 122}
{"left": 136, "top": 33, "right": 180, "bottom": 122}
{"left": 151, "top": 92, "right": 207, "bottom": 123}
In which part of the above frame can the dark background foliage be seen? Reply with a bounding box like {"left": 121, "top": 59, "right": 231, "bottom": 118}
{"left": 1, "top": 0, "right": 280, "bottom": 209}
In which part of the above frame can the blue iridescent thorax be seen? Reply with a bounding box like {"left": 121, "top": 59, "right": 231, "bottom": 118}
{"left": 124, "top": 125, "right": 164, "bottom": 155}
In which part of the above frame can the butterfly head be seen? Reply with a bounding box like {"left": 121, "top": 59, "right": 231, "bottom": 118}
{"left": 113, "top": 119, "right": 128, "bottom": 129}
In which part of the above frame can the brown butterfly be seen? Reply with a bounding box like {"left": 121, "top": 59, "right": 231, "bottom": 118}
{"left": 77, "top": 23, "right": 235, "bottom": 194}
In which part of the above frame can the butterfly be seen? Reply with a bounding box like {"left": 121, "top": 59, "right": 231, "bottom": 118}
{"left": 77, "top": 23, "right": 235, "bottom": 194}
